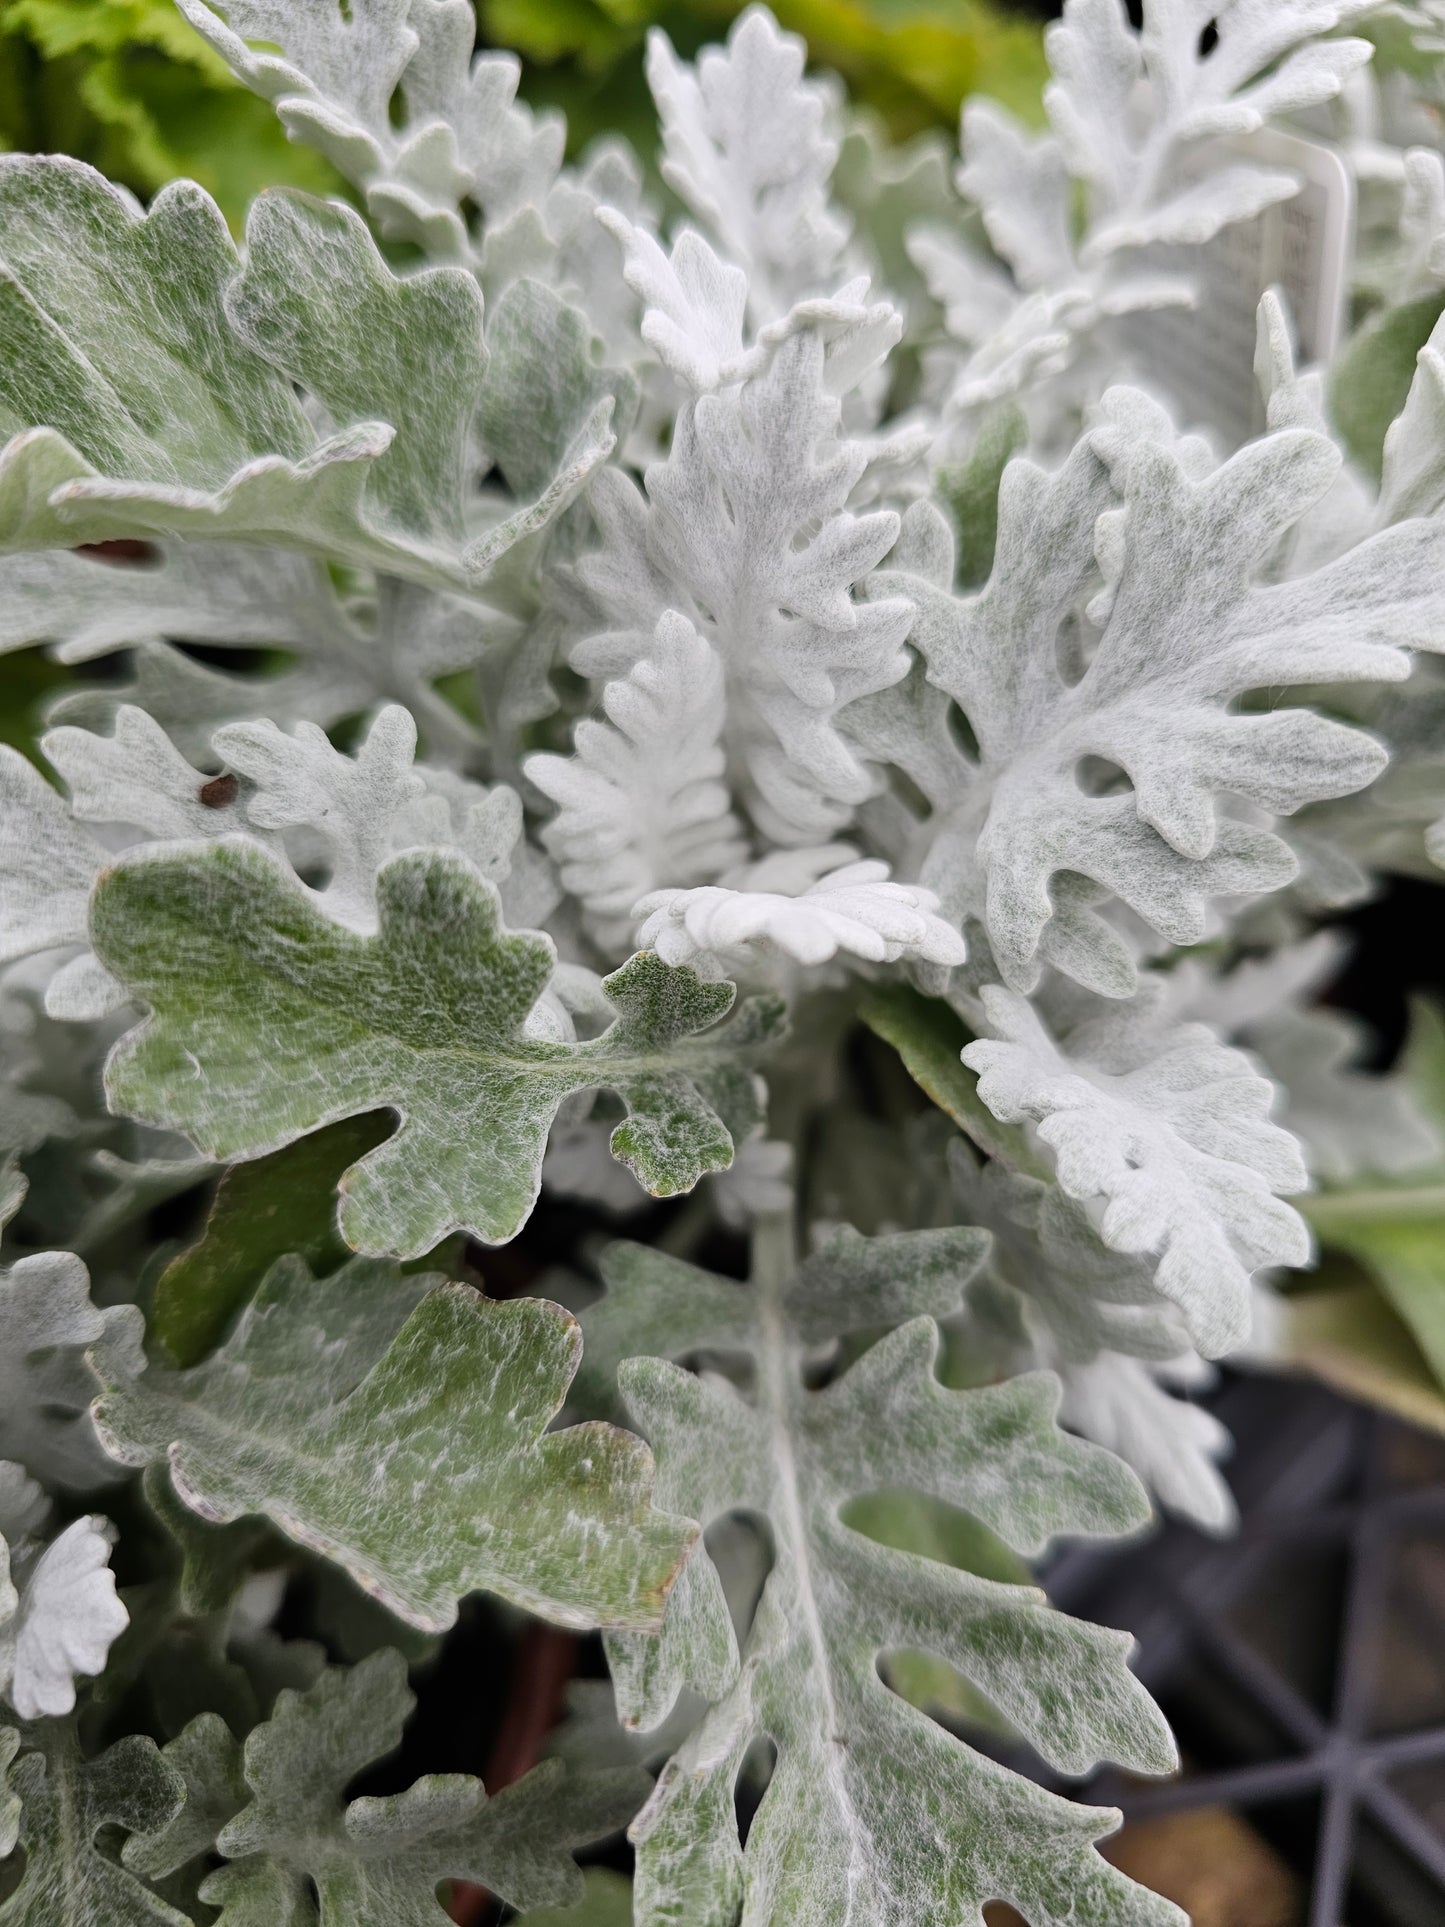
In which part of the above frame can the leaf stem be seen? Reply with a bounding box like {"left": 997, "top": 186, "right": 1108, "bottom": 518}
{"left": 447, "top": 1622, "right": 579, "bottom": 1925}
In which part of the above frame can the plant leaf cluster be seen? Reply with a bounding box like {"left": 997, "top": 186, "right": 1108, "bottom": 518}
{"left": 3, "top": 3, "right": 1445, "bottom": 1924}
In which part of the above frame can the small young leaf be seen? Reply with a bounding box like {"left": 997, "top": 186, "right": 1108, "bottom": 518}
{"left": 568, "top": 324, "right": 915, "bottom": 846}
{"left": 0, "top": 1465, "right": 128, "bottom": 1720}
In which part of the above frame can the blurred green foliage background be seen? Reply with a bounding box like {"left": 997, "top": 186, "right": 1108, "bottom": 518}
{"left": 0, "top": 0, "right": 1045, "bottom": 230}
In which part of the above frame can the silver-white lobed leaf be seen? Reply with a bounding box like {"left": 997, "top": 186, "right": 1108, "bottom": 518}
{"left": 964, "top": 982, "right": 1310, "bottom": 1357}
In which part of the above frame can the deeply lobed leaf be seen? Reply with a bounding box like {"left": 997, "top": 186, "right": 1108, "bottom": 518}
{"left": 91, "top": 839, "right": 784, "bottom": 1255}
{"left": 585, "top": 1224, "right": 1182, "bottom": 1926}
{"left": 122, "top": 1649, "right": 647, "bottom": 1924}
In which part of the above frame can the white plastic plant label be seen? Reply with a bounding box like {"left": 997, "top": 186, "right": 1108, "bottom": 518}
{"left": 1121, "top": 126, "right": 1354, "bottom": 446}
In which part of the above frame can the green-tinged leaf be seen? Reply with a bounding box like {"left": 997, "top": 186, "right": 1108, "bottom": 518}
{"left": 477, "top": 278, "right": 636, "bottom": 501}
{"left": 859, "top": 981, "right": 1043, "bottom": 1174}
{"left": 229, "top": 188, "right": 486, "bottom": 537}
{"left": 152, "top": 1113, "right": 392, "bottom": 1366}
{"left": 123, "top": 1650, "right": 647, "bottom": 1925}
{"left": 844, "top": 1486, "right": 1030, "bottom": 1732}
{"left": 92, "top": 1254, "right": 695, "bottom": 1633}
{"left": 92, "top": 841, "right": 784, "bottom": 1258}
{"left": 121, "top": 1711, "right": 249, "bottom": 1892}
{"left": 0, "top": 1724, "right": 188, "bottom": 1925}
{"left": 587, "top": 1221, "right": 1181, "bottom": 1927}
{"left": 935, "top": 403, "right": 1025, "bottom": 589}
{"left": 514, "top": 1868, "right": 634, "bottom": 1926}
{"left": 1329, "top": 294, "right": 1445, "bottom": 483}
{"left": 0, "top": 158, "right": 306, "bottom": 514}
{"left": 1314, "top": 1215, "right": 1445, "bottom": 1385}
{"left": 1300, "top": 1002, "right": 1445, "bottom": 1393}
{"left": 0, "top": 158, "right": 608, "bottom": 589}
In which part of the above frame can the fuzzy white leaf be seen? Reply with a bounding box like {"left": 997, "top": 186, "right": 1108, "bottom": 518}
{"left": 0, "top": 746, "right": 106, "bottom": 972}
{"left": 174, "top": 0, "right": 565, "bottom": 258}
{"left": 1379, "top": 306, "right": 1445, "bottom": 524}
{"left": 946, "top": 1143, "right": 1233, "bottom": 1528}
{"left": 1049, "top": 0, "right": 1371, "bottom": 223}
{"left": 636, "top": 855, "right": 965, "bottom": 975}
{"left": 932, "top": 0, "right": 1372, "bottom": 434}
{"left": 528, "top": 612, "right": 746, "bottom": 951}
{"left": 0, "top": 1246, "right": 142, "bottom": 1488}
{"left": 0, "top": 1510, "right": 128, "bottom": 1721}
{"left": 0, "top": 540, "right": 495, "bottom": 760}
{"left": 959, "top": 99, "right": 1076, "bottom": 292}
{"left": 1057, "top": 1352, "right": 1234, "bottom": 1534}
{"left": 645, "top": 6, "right": 848, "bottom": 323}
{"left": 1167, "top": 939, "right": 1441, "bottom": 1183}
{"left": 595, "top": 212, "right": 750, "bottom": 393}
{"left": 39, "top": 702, "right": 545, "bottom": 975}
{"left": 212, "top": 707, "right": 424, "bottom": 931}
{"left": 569, "top": 326, "right": 914, "bottom": 844}
{"left": 964, "top": 983, "right": 1310, "bottom": 1356}
{"left": 948, "top": 1142, "right": 1188, "bottom": 1368}
{"left": 0, "top": 980, "right": 80, "bottom": 1161}
{"left": 44, "top": 706, "right": 251, "bottom": 844}
{"left": 889, "top": 400, "right": 1445, "bottom": 993}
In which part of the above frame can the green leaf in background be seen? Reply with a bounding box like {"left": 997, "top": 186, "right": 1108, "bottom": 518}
{"left": 0, "top": 0, "right": 340, "bottom": 227}
{"left": 93, "top": 1255, "right": 697, "bottom": 1633}
{"left": 1276, "top": 1269, "right": 1445, "bottom": 1437}
{"left": 4, "top": 0, "right": 1045, "bottom": 231}
{"left": 93, "top": 841, "right": 782, "bottom": 1258}
{"left": 152, "top": 1113, "right": 393, "bottom": 1367}
{"left": 515, "top": 1868, "right": 635, "bottom": 1926}
{"left": 859, "top": 981, "right": 1044, "bottom": 1175}
{"left": 935, "top": 402, "right": 1026, "bottom": 590}
{"left": 485, "top": 0, "right": 1047, "bottom": 153}
{"left": 1329, "top": 292, "right": 1445, "bottom": 483}
{"left": 1294, "top": 1001, "right": 1445, "bottom": 1408}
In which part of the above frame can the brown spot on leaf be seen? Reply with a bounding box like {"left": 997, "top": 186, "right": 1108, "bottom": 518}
{"left": 75, "top": 539, "right": 159, "bottom": 567}
{"left": 199, "top": 773, "right": 239, "bottom": 809}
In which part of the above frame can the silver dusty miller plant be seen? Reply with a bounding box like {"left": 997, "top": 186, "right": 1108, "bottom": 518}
{"left": 2, "top": 1, "right": 1445, "bottom": 1921}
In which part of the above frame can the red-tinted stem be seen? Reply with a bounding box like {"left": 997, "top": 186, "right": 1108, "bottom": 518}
{"left": 447, "top": 1623, "right": 578, "bottom": 1925}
